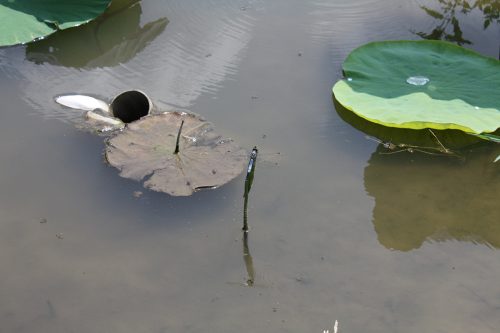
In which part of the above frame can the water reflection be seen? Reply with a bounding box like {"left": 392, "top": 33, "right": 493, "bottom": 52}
{"left": 6, "top": 0, "right": 258, "bottom": 124}
{"left": 334, "top": 100, "right": 500, "bottom": 251}
{"left": 25, "top": 0, "right": 168, "bottom": 68}
{"left": 242, "top": 232, "right": 255, "bottom": 286}
{"left": 365, "top": 144, "right": 499, "bottom": 251}
{"left": 414, "top": 0, "right": 499, "bottom": 46}
{"left": 308, "top": 0, "right": 414, "bottom": 55}
{"left": 242, "top": 147, "right": 258, "bottom": 286}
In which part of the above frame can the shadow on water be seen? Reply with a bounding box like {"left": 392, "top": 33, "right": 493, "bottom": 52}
{"left": 25, "top": 0, "right": 168, "bottom": 68}
{"left": 413, "top": 0, "right": 499, "bottom": 49}
{"left": 99, "top": 167, "right": 247, "bottom": 230}
{"left": 333, "top": 98, "right": 500, "bottom": 251}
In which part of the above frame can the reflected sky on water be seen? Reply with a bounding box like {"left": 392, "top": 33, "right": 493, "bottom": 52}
{"left": 0, "top": 0, "right": 499, "bottom": 332}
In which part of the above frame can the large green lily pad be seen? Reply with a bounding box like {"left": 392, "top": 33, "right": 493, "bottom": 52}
{"left": 333, "top": 97, "right": 482, "bottom": 150}
{"left": 105, "top": 112, "right": 247, "bottom": 196}
{"left": 0, "top": 0, "right": 112, "bottom": 47}
{"left": 332, "top": 40, "right": 500, "bottom": 134}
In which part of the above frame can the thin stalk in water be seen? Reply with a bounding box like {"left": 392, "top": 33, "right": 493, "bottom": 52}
{"left": 174, "top": 120, "right": 185, "bottom": 154}
{"left": 242, "top": 146, "right": 258, "bottom": 286}
{"left": 242, "top": 232, "right": 255, "bottom": 286}
{"left": 243, "top": 146, "right": 258, "bottom": 231}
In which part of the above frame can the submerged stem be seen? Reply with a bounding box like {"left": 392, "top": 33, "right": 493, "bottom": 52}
{"left": 174, "top": 120, "right": 185, "bottom": 154}
{"left": 242, "top": 146, "right": 258, "bottom": 285}
{"left": 242, "top": 231, "right": 255, "bottom": 286}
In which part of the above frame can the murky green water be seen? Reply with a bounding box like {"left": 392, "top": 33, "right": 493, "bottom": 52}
{"left": 0, "top": 0, "right": 499, "bottom": 332}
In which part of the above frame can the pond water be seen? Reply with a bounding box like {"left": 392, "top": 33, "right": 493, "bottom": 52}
{"left": 0, "top": 0, "right": 499, "bottom": 332}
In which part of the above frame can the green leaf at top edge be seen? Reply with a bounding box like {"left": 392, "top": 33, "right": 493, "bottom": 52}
{"left": 0, "top": 0, "right": 112, "bottom": 47}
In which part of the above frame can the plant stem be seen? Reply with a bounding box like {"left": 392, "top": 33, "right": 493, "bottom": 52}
{"left": 174, "top": 120, "right": 184, "bottom": 154}
{"left": 242, "top": 147, "right": 258, "bottom": 231}
{"left": 242, "top": 231, "right": 255, "bottom": 286}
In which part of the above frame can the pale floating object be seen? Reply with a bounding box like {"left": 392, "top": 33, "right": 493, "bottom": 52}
{"left": 406, "top": 75, "right": 430, "bottom": 86}
{"left": 494, "top": 155, "right": 500, "bottom": 163}
{"left": 86, "top": 111, "right": 124, "bottom": 127}
{"left": 55, "top": 95, "right": 110, "bottom": 113}
{"left": 55, "top": 90, "right": 153, "bottom": 124}
{"left": 54, "top": 91, "right": 160, "bottom": 136}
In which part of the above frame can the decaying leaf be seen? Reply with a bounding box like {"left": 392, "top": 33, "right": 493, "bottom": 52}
{"left": 105, "top": 111, "right": 247, "bottom": 196}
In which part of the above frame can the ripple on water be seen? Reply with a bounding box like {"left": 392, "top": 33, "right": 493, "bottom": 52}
{"left": 2, "top": 0, "right": 260, "bottom": 124}
{"left": 139, "top": 0, "right": 259, "bottom": 107}
{"left": 308, "top": 0, "right": 420, "bottom": 59}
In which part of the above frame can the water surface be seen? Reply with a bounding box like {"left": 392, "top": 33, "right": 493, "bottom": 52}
{"left": 0, "top": 0, "right": 499, "bottom": 332}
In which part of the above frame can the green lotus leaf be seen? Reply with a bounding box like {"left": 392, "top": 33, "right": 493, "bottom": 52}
{"left": 0, "top": 0, "right": 112, "bottom": 47}
{"left": 332, "top": 40, "right": 500, "bottom": 135}
{"left": 333, "top": 97, "right": 482, "bottom": 150}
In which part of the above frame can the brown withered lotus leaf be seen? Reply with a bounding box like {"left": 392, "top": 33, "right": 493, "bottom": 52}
{"left": 105, "top": 111, "right": 247, "bottom": 196}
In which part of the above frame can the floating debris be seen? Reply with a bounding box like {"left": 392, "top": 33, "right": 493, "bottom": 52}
{"left": 105, "top": 111, "right": 247, "bottom": 196}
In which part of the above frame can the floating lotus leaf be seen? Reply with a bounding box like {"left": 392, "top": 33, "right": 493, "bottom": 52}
{"left": 333, "top": 40, "right": 500, "bottom": 135}
{"left": 0, "top": 0, "right": 111, "bottom": 47}
{"left": 333, "top": 98, "right": 481, "bottom": 150}
{"left": 105, "top": 112, "right": 247, "bottom": 196}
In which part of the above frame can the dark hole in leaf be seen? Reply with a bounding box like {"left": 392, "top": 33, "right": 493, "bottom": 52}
{"left": 111, "top": 90, "right": 151, "bottom": 123}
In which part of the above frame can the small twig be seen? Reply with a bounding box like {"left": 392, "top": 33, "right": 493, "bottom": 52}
{"left": 365, "top": 136, "right": 397, "bottom": 150}
{"left": 366, "top": 133, "right": 461, "bottom": 158}
{"left": 428, "top": 129, "right": 449, "bottom": 153}
{"left": 411, "top": 148, "right": 452, "bottom": 156}
{"left": 379, "top": 149, "right": 408, "bottom": 155}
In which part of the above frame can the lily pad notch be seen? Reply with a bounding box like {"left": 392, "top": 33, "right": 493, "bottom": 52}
{"left": 105, "top": 111, "right": 247, "bottom": 196}
{"left": 332, "top": 40, "right": 500, "bottom": 138}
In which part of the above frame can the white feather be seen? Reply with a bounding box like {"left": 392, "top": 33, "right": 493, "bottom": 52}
{"left": 55, "top": 95, "right": 110, "bottom": 113}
